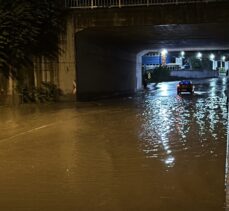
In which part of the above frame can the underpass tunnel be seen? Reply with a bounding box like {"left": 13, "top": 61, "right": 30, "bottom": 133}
{"left": 76, "top": 28, "right": 138, "bottom": 100}
{"left": 75, "top": 23, "right": 229, "bottom": 100}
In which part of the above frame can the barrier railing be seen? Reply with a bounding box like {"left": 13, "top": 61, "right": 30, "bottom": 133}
{"left": 65, "top": 0, "right": 226, "bottom": 9}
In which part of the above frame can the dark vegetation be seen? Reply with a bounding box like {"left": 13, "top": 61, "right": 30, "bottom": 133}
{"left": 190, "top": 57, "right": 211, "bottom": 70}
{"left": 17, "top": 82, "right": 62, "bottom": 103}
{"left": 143, "top": 66, "right": 178, "bottom": 83}
{"left": 0, "top": 0, "right": 66, "bottom": 102}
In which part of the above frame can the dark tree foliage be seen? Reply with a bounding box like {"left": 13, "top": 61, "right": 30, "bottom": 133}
{"left": 146, "top": 66, "right": 171, "bottom": 83}
{"left": 29, "top": 0, "right": 66, "bottom": 58}
{"left": 0, "top": 0, "right": 66, "bottom": 78}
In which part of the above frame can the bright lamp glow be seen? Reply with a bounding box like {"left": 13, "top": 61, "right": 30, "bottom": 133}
{"left": 161, "top": 49, "right": 168, "bottom": 56}
{"left": 222, "top": 56, "right": 226, "bottom": 61}
{"left": 181, "top": 51, "right": 185, "bottom": 57}
{"left": 196, "top": 52, "right": 202, "bottom": 59}
{"left": 209, "top": 54, "right": 215, "bottom": 60}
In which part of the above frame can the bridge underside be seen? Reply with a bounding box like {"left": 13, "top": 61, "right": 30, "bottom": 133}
{"left": 75, "top": 22, "right": 229, "bottom": 100}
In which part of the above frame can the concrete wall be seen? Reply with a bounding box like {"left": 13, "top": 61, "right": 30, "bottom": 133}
{"left": 76, "top": 30, "right": 137, "bottom": 100}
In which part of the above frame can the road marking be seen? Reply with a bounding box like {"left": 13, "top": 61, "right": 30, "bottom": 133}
{"left": 0, "top": 123, "right": 56, "bottom": 143}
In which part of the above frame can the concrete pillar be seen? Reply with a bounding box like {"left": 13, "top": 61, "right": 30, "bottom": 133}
{"left": 136, "top": 52, "right": 143, "bottom": 90}
{"left": 58, "top": 14, "right": 76, "bottom": 98}
{"left": 176, "top": 57, "right": 183, "bottom": 67}
{"left": 212, "top": 60, "right": 217, "bottom": 70}
{"left": 225, "top": 61, "right": 229, "bottom": 71}
{"left": 161, "top": 54, "right": 166, "bottom": 66}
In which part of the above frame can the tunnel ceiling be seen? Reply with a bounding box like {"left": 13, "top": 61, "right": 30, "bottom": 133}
{"left": 78, "top": 23, "right": 229, "bottom": 52}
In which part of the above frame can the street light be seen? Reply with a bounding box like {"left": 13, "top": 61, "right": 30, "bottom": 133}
{"left": 220, "top": 56, "right": 226, "bottom": 75}
{"left": 181, "top": 51, "right": 185, "bottom": 58}
{"left": 196, "top": 52, "right": 202, "bottom": 59}
{"left": 160, "top": 49, "right": 168, "bottom": 66}
{"left": 161, "top": 49, "right": 168, "bottom": 56}
{"left": 209, "top": 53, "right": 216, "bottom": 70}
{"left": 209, "top": 53, "right": 215, "bottom": 61}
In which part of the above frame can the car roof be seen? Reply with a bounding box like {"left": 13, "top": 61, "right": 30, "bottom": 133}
{"left": 179, "top": 80, "right": 192, "bottom": 84}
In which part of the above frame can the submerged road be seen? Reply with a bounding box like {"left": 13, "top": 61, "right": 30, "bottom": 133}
{"left": 0, "top": 77, "right": 228, "bottom": 211}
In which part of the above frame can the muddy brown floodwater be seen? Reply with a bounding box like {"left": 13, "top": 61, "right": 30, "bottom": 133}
{"left": 0, "top": 78, "right": 227, "bottom": 211}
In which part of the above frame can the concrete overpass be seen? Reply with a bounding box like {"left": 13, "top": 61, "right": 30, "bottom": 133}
{"left": 58, "top": 1, "right": 229, "bottom": 100}
{"left": 54, "top": 1, "right": 229, "bottom": 209}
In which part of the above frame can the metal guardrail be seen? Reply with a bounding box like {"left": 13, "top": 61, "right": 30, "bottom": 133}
{"left": 65, "top": 0, "right": 226, "bottom": 9}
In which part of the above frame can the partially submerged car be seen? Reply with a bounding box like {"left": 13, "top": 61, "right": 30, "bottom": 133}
{"left": 177, "top": 80, "right": 194, "bottom": 94}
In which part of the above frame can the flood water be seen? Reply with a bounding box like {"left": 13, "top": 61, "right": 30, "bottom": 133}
{"left": 0, "top": 78, "right": 228, "bottom": 211}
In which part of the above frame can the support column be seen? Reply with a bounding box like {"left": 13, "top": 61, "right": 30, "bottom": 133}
{"left": 58, "top": 14, "right": 77, "bottom": 100}
{"left": 136, "top": 51, "right": 146, "bottom": 90}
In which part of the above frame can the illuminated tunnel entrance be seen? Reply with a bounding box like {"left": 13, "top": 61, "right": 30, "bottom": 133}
{"left": 75, "top": 23, "right": 229, "bottom": 100}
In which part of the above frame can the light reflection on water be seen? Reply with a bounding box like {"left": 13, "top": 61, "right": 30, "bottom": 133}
{"left": 0, "top": 78, "right": 227, "bottom": 210}
{"left": 139, "top": 94, "right": 228, "bottom": 168}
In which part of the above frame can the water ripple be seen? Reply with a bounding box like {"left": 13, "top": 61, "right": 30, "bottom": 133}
{"left": 138, "top": 94, "right": 227, "bottom": 168}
